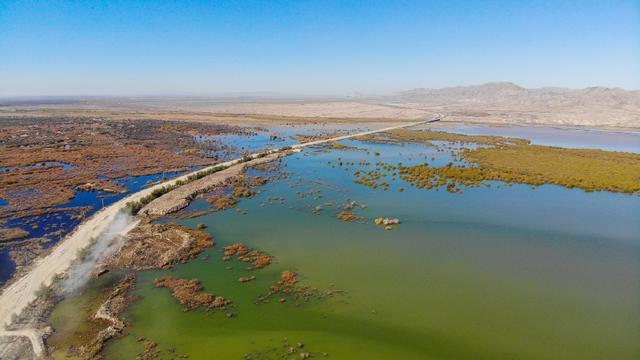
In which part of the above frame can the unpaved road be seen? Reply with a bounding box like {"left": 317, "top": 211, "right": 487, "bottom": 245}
{"left": 140, "top": 152, "right": 287, "bottom": 216}
{"left": 0, "top": 329, "right": 46, "bottom": 357}
{"left": 0, "top": 118, "right": 434, "bottom": 357}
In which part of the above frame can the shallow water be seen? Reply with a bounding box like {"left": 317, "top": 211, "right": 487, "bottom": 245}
{"left": 3, "top": 125, "right": 351, "bottom": 285}
{"left": 432, "top": 124, "right": 640, "bottom": 153}
{"left": 195, "top": 124, "right": 371, "bottom": 161}
{"left": 0, "top": 169, "right": 196, "bottom": 285}
{"left": 47, "top": 127, "right": 640, "bottom": 359}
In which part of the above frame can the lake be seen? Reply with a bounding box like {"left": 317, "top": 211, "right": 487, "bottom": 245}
{"left": 50, "top": 126, "right": 640, "bottom": 359}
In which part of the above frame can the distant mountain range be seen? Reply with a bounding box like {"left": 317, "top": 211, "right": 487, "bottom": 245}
{"left": 1, "top": 82, "right": 638, "bottom": 129}
{"left": 375, "top": 82, "right": 640, "bottom": 128}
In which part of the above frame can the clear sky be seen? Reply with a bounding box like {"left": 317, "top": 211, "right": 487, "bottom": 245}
{"left": 0, "top": 0, "right": 638, "bottom": 96}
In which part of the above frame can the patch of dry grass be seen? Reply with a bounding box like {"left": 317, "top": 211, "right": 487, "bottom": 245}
{"left": 366, "top": 130, "right": 640, "bottom": 195}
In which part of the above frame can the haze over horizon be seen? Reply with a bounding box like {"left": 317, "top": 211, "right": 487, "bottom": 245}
{"left": 1, "top": 0, "right": 638, "bottom": 97}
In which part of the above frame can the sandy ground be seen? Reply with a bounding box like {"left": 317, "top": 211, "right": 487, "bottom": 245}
{"left": 0, "top": 329, "right": 47, "bottom": 359}
{"left": 3, "top": 82, "right": 638, "bottom": 129}
{"left": 183, "top": 101, "right": 429, "bottom": 119}
{"left": 0, "top": 118, "right": 432, "bottom": 358}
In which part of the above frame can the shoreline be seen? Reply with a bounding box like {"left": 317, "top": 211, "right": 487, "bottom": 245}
{"left": 428, "top": 120, "right": 640, "bottom": 136}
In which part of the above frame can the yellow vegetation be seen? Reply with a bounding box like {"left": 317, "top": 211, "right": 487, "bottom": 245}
{"left": 359, "top": 130, "right": 640, "bottom": 195}
{"left": 463, "top": 144, "right": 640, "bottom": 193}
{"left": 360, "top": 128, "right": 529, "bottom": 146}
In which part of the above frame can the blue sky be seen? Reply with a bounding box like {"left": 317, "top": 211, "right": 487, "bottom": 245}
{"left": 0, "top": 0, "right": 638, "bottom": 96}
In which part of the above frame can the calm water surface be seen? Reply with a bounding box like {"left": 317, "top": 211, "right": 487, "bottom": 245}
{"left": 432, "top": 124, "right": 640, "bottom": 153}
{"left": 50, "top": 128, "right": 639, "bottom": 359}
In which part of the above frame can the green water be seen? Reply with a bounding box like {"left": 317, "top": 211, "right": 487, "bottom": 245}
{"left": 53, "top": 138, "right": 640, "bottom": 359}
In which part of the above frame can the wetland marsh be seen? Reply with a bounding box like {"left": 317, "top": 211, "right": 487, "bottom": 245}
{"left": 47, "top": 125, "right": 640, "bottom": 359}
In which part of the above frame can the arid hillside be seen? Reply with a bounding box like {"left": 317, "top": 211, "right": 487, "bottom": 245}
{"left": 377, "top": 82, "right": 640, "bottom": 128}
{"left": 1, "top": 83, "right": 638, "bottom": 128}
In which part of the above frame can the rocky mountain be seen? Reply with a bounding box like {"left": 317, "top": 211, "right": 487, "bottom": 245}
{"left": 2, "top": 82, "right": 638, "bottom": 129}
{"left": 378, "top": 83, "right": 640, "bottom": 128}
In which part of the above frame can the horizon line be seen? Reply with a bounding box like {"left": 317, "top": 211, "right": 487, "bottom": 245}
{"left": 1, "top": 81, "right": 638, "bottom": 101}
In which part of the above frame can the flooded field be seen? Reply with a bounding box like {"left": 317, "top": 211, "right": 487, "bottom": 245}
{"left": 48, "top": 125, "right": 640, "bottom": 359}
{"left": 431, "top": 124, "right": 640, "bottom": 153}
{"left": 0, "top": 118, "right": 289, "bottom": 285}
{"left": 0, "top": 169, "right": 196, "bottom": 284}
